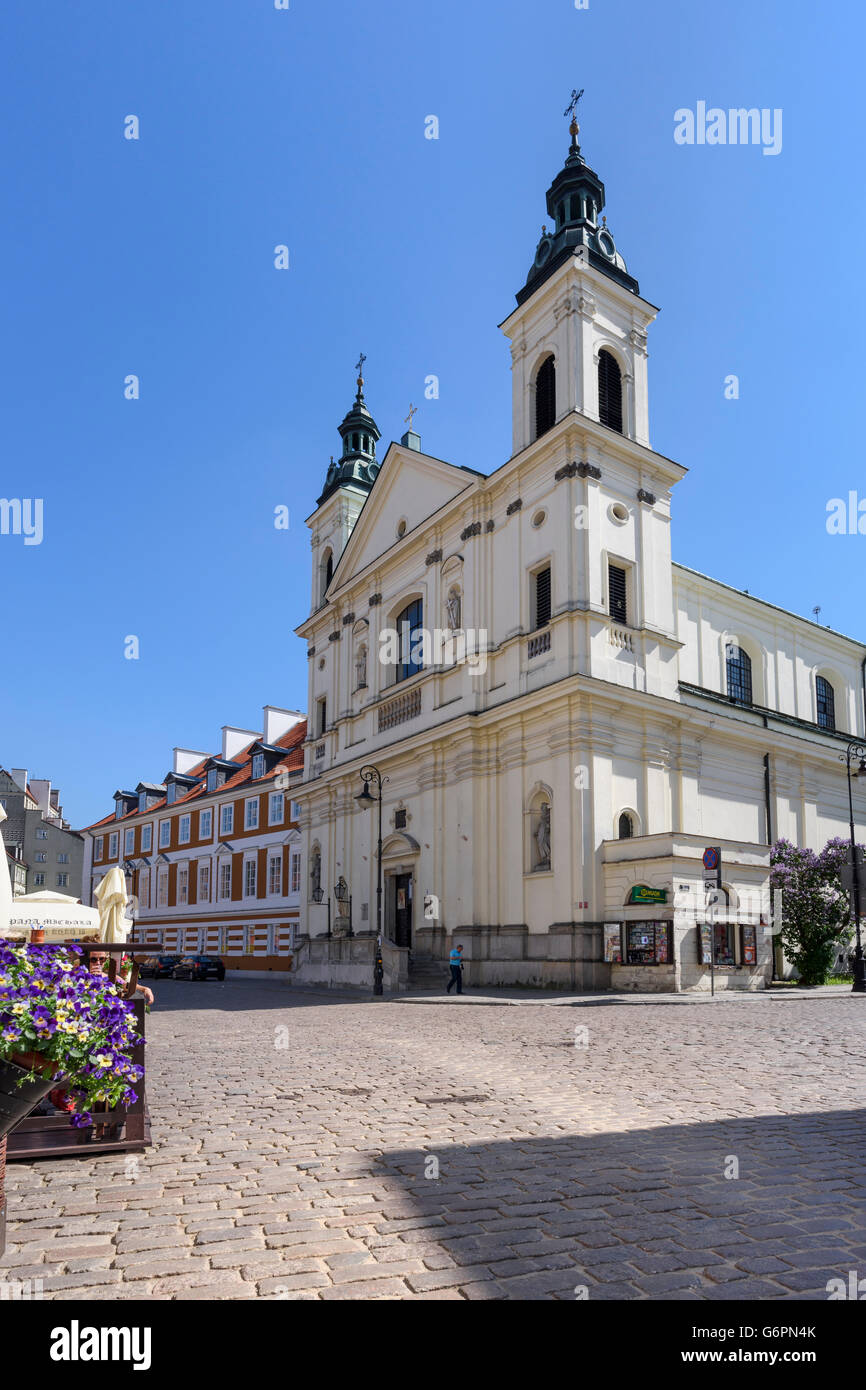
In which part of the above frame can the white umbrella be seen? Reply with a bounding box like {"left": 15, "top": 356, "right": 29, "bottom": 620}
{"left": 95, "top": 865, "right": 130, "bottom": 943}
{"left": 0, "top": 805, "right": 14, "bottom": 936}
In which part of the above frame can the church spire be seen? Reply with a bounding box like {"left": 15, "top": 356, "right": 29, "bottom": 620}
{"left": 318, "top": 355, "right": 382, "bottom": 506}
{"left": 517, "top": 95, "right": 639, "bottom": 306}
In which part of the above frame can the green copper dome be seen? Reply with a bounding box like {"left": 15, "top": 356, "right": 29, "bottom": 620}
{"left": 517, "top": 120, "right": 639, "bottom": 305}
{"left": 318, "top": 363, "right": 382, "bottom": 506}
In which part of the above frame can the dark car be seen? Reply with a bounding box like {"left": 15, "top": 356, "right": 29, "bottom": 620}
{"left": 172, "top": 955, "right": 226, "bottom": 982}
{"left": 139, "top": 955, "right": 180, "bottom": 979}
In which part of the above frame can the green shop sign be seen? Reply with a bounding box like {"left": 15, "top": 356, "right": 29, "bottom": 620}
{"left": 629, "top": 886, "right": 668, "bottom": 905}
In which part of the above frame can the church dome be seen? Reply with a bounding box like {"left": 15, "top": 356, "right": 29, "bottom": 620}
{"left": 517, "top": 117, "right": 639, "bottom": 306}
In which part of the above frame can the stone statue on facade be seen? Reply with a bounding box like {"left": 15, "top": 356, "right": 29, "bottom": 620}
{"left": 446, "top": 587, "right": 462, "bottom": 632}
{"left": 535, "top": 803, "right": 551, "bottom": 870}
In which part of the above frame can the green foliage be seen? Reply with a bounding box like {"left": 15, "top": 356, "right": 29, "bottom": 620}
{"left": 770, "top": 838, "right": 859, "bottom": 986}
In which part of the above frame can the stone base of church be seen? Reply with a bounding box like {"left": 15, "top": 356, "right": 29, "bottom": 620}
{"left": 287, "top": 933, "right": 409, "bottom": 993}
{"left": 414, "top": 923, "right": 611, "bottom": 992}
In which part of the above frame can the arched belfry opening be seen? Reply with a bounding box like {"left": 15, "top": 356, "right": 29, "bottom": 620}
{"left": 535, "top": 355, "right": 556, "bottom": 438}
{"left": 598, "top": 349, "right": 623, "bottom": 433}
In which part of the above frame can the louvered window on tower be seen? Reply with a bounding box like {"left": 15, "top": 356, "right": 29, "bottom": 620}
{"left": 608, "top": 564, "right": 628, "bottom": 625}
{"left": 534, "top": 567, "right": 552, "bottom": 629}
{"left": 598, "top": 349, "right": 623, "bottom": 433}
{"left": 535, "top": 356, "right": 556, "bottom": 438}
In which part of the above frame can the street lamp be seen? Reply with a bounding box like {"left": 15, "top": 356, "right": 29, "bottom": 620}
{"left": 311, "top": 886, "right": 331, "bottom": 939}
{"left": 841, "top": 742, "right": 866, "bottom": 994}
{"left": 356, "top": 765, "right": 387, "bottom": 994}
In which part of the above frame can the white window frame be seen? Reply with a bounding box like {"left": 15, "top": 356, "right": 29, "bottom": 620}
{"left": 199, "top": 808, "right": 213, "bottom": 841}
{"left": 157, "top": 869, "right": 169, "bottom": 907}
{"left": 245, "top": 798, "right": 259, "bottom": 831}
{"left": 109, "top": 832, "right": 119, "bottom": 859}
{"left": 93, "top": 837, "right": 104, "bottom": 861}
{"left": 56, "top": 873, "right": 69, "bottom": 888}
{"left": 141, "top": 823, "right": 152, "bottom": 852}
{"left": 290, "top": 852, "right": 301, "bottom": 895}
{"left": 35, "top": 852, "right": 47, "bottom": 863}
{"left": 219, "top": 861, "right": 232, "bottom": 901}
{"left": 251, "top": 753, "right": 265, "bottom": 781}
{"left": 57, "top": 853, "right": 69, "bottom": 865}
{"left": 198, "top": 862, "right": 210, "bottom": 902}
{"left": 290, "top": 801, "right": 301, "bottom": 821}
{"left": 34, "top": 872, "right": 45, "bottom": 887}
{"left": 269, "top": 792, "right": 284, "bottom": 826}
{"left": 124, "top": 828, "right": 135, "bottom": 856}
{"left": 220, "top": 804, "right": 234, "bottom": 836}
{"left": 268, "top": 854, "right": 282, "bottom": 896}
{"left": 36, "top": 828, "right": 49, "bottom": 840}
{"left": 178, "top": 866, "right": 189, "bottom": 905}
{"left": 139, "top": 868, "right": 149, "bottom": 909}
{"left": 159, "top": 820, "right": 170, "bottom": 849}
{"left": 244, "top": 858, "right": 257, "bottom": 898}
{"left": 179, "top": 815, "right": 191, "bottom": 845}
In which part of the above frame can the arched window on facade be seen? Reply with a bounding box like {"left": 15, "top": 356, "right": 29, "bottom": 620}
{"left": 535, "top": 355, "right": 556, "bottom": 438}
{"left": 816, "top": 676, "right": 836, "bottom": 731}
{"left": 618, "top": 812, "right": 634, "bottom": 840}
{"left": 598, "top": 348, "right": 623, "bottom": 433}
{"left": 726, "top": 644, "right": 753, "bottom": 705}
{"left": 394, "top": 599, "right": 424, "bottom": 684}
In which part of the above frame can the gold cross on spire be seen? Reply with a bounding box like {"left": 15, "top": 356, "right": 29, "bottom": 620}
{"left": 405, "top": 403, "right": 418, "bottom": 431}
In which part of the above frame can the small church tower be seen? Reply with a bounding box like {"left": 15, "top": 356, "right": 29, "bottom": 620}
{"left": 308, "top": 358, "right": 382, "bottom": 614}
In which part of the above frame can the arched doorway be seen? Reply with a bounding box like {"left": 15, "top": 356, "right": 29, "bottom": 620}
{"left": 381, "top": 833, "right": 420, "bottom": 948}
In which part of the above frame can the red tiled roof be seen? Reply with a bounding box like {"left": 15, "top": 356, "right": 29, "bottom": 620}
{"left": 83, "top": 720, "right": 307, "bottom": 831}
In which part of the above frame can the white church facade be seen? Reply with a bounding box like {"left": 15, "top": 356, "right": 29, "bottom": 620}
{"left": 292, "top": 117, "right": 866, "bottom": 994}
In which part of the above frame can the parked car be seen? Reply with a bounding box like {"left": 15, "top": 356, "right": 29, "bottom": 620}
{"left": 172, "top": 955, "right": 226, "bottom": 982}
{"left": 139, "top": 955, "right": 180, "bottom": 979}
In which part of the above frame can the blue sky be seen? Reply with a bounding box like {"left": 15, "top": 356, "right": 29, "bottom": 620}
{"left": 1, "top": 0, "right": 863, "bottom": 828}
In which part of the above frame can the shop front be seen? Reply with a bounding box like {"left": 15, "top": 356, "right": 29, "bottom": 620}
{"left": 601, "top": 832, "right": 773, "bottom": 994}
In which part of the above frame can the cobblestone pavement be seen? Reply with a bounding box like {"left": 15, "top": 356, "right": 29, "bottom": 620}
{"left": 2, "top": 981, "right": 864, "bottom": 1301}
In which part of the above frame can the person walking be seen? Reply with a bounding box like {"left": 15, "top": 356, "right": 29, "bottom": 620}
{"left": 446, "top": 943, "right": 464, "bottom": 995}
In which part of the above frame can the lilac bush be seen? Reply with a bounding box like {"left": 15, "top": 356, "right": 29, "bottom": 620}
{"left": 0, "top": 941, "right": 144, "bottom": 1128}
{"left": 770, "top": 837, "right": 861, "bottom": 985}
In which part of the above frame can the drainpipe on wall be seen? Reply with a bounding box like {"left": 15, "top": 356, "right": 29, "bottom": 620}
{"left": 763, "top": 746, "right": 777, "bottom": 981}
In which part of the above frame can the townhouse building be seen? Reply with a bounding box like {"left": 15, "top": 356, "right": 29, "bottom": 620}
{"left": 0, "top": 766, "right": 84, "bottom": 895}
{"left": 82, "top": 707, "right": 306, "bottom": 973}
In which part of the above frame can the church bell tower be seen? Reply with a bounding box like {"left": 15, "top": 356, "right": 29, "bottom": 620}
{"left": 501, "top": 110, "right": 657, "bottom": 458}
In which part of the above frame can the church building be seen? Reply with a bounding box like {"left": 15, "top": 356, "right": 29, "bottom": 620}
{"left": 292, "top": 117, "right": 866, "bottom": 993}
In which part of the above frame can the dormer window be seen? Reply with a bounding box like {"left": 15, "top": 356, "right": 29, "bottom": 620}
{"left": 167, "top": 784, "right": 178, "bottom": 806}
{"left": 115, "top": 800, "right": 124, "bottom": 821}
{"left": 251, "top": 754, "right": 265, "bottom": 781}
{"left": 206, "top": 768, "right": 221, "bottom": 794}
{"left": 138, "top": 792, "right": 147, "bottom": 814}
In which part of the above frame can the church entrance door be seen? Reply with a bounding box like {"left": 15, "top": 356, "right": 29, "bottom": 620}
{"left": 393, "top": 874, "right": 413, "bottom": 949}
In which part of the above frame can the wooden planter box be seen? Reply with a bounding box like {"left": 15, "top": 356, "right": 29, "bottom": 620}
{"left": 6, "top": 996, "right": 150, "bottom": 1162}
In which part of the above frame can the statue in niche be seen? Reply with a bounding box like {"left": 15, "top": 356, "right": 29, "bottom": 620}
{"left": 355, "top": 644, "right": 367, "bottom": 690}
{"left": 310, "top": 851, "right": 322, "bottom": 898}
{"left": 446, "top": 587, "right": 462, "bottom": 632}
{"left": 534, "top": 803, "right": 551, "bottom": 871}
